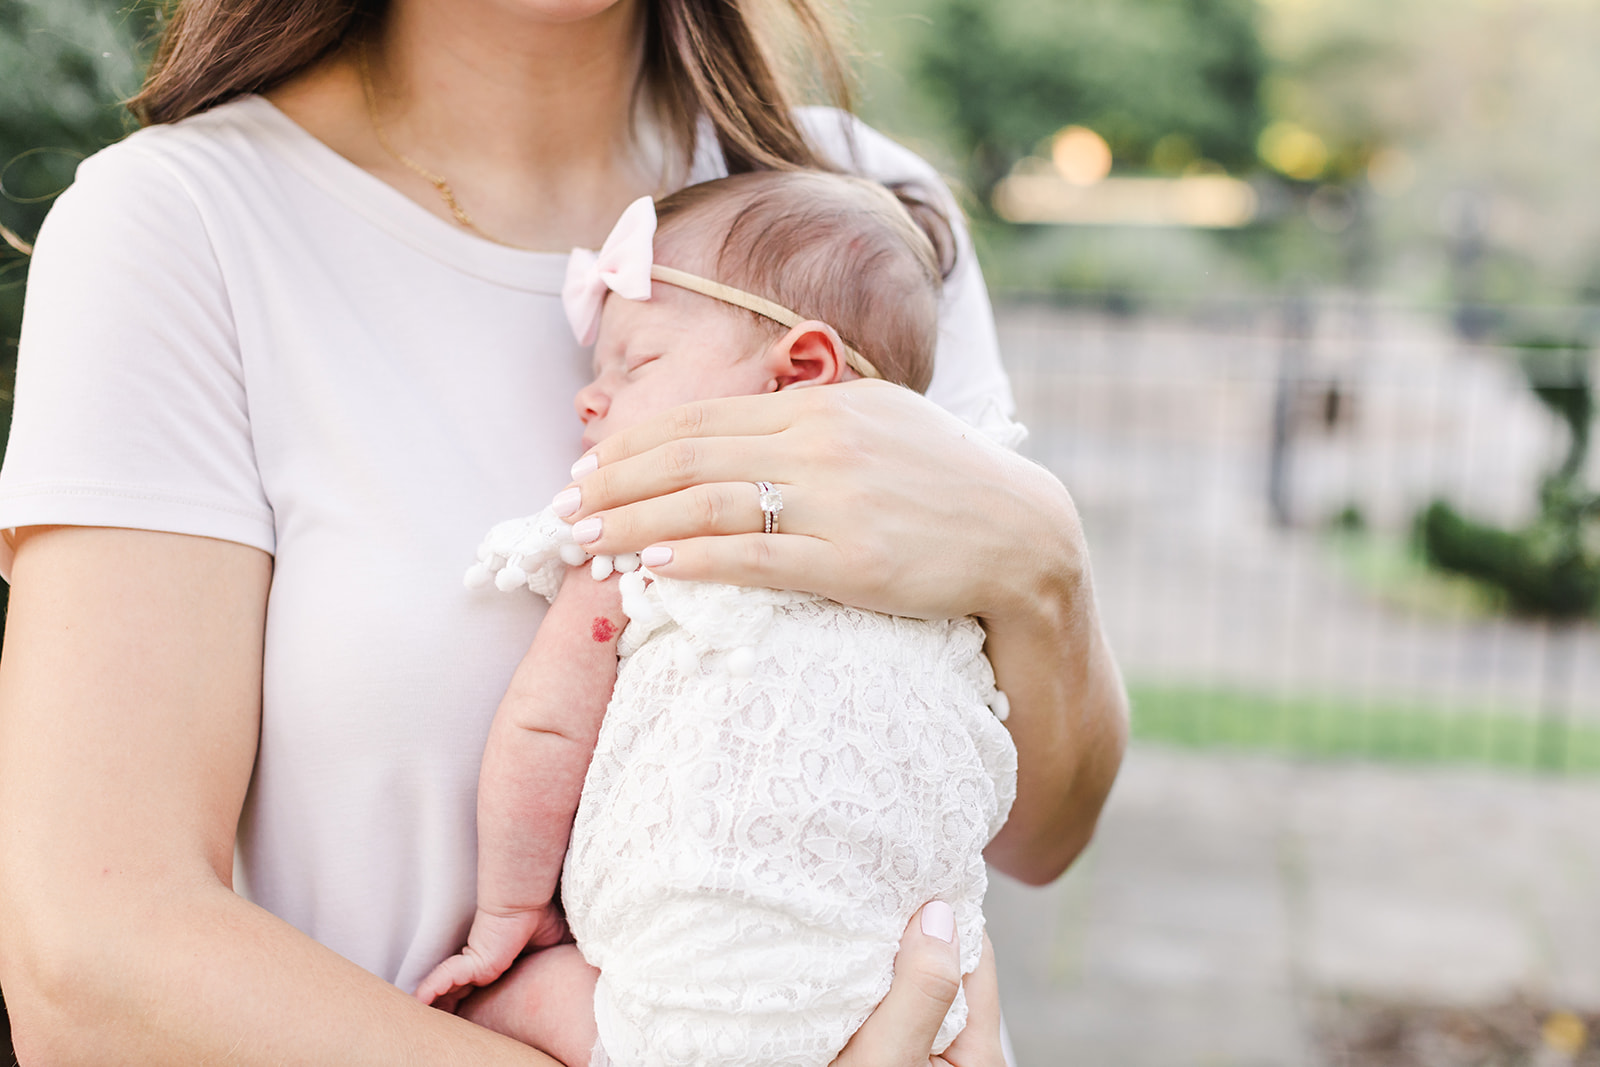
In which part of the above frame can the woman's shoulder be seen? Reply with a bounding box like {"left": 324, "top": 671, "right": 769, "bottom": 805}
{"left": 29, "top": 106, "right": 281, "bottom": 294}
{"left": 76, "top": 98, "right": 271, "bottom": 181}
{"left": 48, "top": 97, "right": 279, "bottom": 234}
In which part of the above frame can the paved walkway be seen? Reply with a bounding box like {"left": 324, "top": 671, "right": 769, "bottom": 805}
{"left": 987, "top": 744, "right": 1600, "bottom": 1066}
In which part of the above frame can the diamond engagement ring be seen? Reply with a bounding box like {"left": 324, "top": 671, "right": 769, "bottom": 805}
{"left": 755, "top": 481, "right": 783, "bottom": 535}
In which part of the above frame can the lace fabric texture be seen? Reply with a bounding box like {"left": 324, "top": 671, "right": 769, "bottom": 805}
{"left": 472, "top": 512, "right": 1018, "bottom": 1067}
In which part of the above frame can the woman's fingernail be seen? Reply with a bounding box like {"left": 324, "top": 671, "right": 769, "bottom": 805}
{"left": 640, "top": 545, "right": 673, "bottom": 567}
{"left": 552, "top": 487, "right": 581, "bottom": 517}
{"left": 921, "top": 901, "right": 955, "bottom": 943}
{"left": 572, "top": 517, "right": 603, "bottom": 544}
{"left": 571, "top": 454, "right": 599, "bottom": 479}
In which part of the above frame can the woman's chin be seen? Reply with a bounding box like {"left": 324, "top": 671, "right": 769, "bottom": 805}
{"left": 490, "top": 0, "right": 632, "bottom": 26}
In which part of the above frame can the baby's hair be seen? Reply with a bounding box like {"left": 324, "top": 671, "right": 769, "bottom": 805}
{"left": 653, "top": 171, "right": 957, "bottom": 394}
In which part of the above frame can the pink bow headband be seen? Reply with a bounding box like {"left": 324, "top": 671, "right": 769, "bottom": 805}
{"left": 561, "top": 196, "right": 883, "bottom": 381}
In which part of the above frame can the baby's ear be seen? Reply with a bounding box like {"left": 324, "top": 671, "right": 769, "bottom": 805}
{"left": 764, "top": 320, "right": 852, "bottom": 390}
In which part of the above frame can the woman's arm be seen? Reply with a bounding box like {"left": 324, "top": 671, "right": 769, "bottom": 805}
{"left": 0, "top": 526, "right": 556, "bottom": 1065}
{"left": 549, "top": 382, "right": 1128, "bottom": 883}
{"left": 970, "top": 495, "right": 1128, "bottom": 883}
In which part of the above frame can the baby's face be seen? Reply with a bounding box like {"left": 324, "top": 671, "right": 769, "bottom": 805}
{"left": 576, "top": 286, "right": 775, "bottom": 449}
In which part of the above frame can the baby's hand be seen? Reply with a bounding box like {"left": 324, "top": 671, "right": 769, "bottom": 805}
{"left": 414, "top": 905, "right": 570, "bottom": 1013}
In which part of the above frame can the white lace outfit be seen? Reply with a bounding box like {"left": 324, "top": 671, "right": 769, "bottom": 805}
{"left": 471, "top": 510, "right": 1018, "bottom": 1067}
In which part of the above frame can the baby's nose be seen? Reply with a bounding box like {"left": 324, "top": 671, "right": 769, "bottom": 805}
{"left": 575, "top": 382, "right": 608, "bottom": 423}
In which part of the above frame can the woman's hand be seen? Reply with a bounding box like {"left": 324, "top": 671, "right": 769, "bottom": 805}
{"left": 831, "top": 903, "right": 1005, "bottom": 1067}
{"left": 559, "top": 381, "right": 1129, "bottom": 884}
{"left": 557, "top": 380, "right": 1076, "bottom": 621}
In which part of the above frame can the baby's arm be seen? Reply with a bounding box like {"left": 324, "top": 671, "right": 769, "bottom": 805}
{"left": 417, "top": 568, "right": 625, "bottom": 1011}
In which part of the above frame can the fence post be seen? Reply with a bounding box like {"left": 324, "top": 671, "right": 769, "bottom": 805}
{"left": 1536, "top": 621, "right": 1576, "bottom": 772}
{"left": 1268, "top": 294, "right": 1311, "bottom": 527}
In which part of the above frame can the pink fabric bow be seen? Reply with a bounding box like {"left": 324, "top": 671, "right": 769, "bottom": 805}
{"left": 562, "top": 196, "right": 658, "bottom": 346}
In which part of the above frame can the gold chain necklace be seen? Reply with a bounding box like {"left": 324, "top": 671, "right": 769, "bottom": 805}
{"left": 358, "top": 42, "right": 505, "bottom": 244}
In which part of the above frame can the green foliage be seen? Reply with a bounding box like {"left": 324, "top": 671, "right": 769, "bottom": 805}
{"left": 908, "top": 0, "right": 1266, "bottom": 197}
{"left": 1416, "top": 338, "right": 1600, "bottom": 620}
{"left": 1417, "top": 500, "right": 1600, "bottom": 619}
{"left": 0, "top": 0, "right": 157, "bottom": 365}
{"left": 1329, "top": 503, "right": 1366, "bottom": 534}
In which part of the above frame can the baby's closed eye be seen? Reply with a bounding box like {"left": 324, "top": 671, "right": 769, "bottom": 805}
{"left": 626, "top": 353, "right": 662, "bottom": 374}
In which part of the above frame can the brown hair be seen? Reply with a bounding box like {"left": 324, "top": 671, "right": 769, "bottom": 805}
{"left": 654, "top": 170, "right": 956, "bottom": 394}
{"left": 129, "top": 0, "right": 852, "bottom": 173}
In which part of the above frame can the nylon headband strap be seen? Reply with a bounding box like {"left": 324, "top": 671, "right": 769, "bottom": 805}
{"left": 649, "top": 265, "right": 885, "bottom": 382}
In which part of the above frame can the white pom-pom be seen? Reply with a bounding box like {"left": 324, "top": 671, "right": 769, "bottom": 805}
{"left": 559, "top": 543, "right": 589, "bottom": 566}
{"left": 726, "top": 646, "right": 757, "bottom": 678}
{"left": 614, "top": 552, "right": 640, "bottom": 573}
{"left": 618, "top": 570, "right": 648, "bottom": 600}
{"left": 463, "top": 562, "right": 493, "bottom": 589}
{"left": 591, "top": 554, "right": 615, "bottom": 581}
{"left": 990, "top": 689, "right": 1011, "bottom": 722}
{"left": 496, "top": 564, "right": 529, "bottom": 592}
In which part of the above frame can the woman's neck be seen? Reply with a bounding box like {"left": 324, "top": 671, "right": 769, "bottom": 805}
{"left": 271, "top": 0, "right": 670, "bottom": 251}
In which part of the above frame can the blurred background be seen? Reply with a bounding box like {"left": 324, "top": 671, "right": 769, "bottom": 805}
{"left": 3, "top": 0, "right": 1599, "bottom": 1062}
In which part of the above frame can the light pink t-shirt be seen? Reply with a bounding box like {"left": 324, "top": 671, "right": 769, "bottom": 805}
{"left": 0, "top": 96, "right": 1015, "bottom": 992}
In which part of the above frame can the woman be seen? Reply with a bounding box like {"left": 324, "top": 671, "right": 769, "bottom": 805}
{"left": 0, "top": 0, "right": 1127, "bottom": 1061}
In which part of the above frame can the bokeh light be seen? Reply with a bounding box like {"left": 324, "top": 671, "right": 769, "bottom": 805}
{"left": 1052, "top": 125, "right": 1113, "bottom": 186}
{"left": 1257, "top": 119, "right": 1328, "bottom": 181}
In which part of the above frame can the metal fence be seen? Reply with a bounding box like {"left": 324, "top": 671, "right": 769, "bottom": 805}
{"left": 996, "top": 296, "right": 1600, "bottom": 772}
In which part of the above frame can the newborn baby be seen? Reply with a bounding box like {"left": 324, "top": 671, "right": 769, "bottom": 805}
{"left": 420, "top": 171, "right": 1018, "bottom": 1067}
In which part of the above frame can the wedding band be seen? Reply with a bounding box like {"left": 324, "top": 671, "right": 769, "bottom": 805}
{"left": 755, "top": 481, "right": 783, "bottom": 535}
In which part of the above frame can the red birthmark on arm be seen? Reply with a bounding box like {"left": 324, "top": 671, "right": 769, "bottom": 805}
{"left": 591, "top": 616, "right": 618, "bottom": 642}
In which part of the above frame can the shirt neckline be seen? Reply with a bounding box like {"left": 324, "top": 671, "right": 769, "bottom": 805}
{"left": 225, "top": 94, "right": 572, "bottom": 295}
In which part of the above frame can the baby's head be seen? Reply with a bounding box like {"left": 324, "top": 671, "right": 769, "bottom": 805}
{"left": 567, "top": 171, "right": 953, "bottom": 448}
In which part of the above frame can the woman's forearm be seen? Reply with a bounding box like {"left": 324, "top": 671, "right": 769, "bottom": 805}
{"left": 978, "top": 464, "right": 1128, "bottom": 885}
{"left": 5, "top": 879, "right": 558, "bottom": 1065}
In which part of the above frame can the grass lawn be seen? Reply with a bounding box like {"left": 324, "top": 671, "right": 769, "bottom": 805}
{"left": 1128, "top": 682, "right": 1600, "bottom": 775}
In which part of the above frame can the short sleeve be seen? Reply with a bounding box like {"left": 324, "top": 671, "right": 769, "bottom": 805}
{"left": 0, "top": 138, "right": 274, "bottom": 577}
{"left": 795, "top": 109, "right": 1019, "bottom": 430}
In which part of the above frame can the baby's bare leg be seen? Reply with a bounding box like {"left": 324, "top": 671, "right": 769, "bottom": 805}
{"left": 457, "top": 944, "right": 600, "bottom": 1067}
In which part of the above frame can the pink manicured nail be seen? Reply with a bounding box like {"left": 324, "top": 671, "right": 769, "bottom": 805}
{"left": 640, "top": 545, "right": 673, "bottom": 567}
{"left": 572, "top": 517, "right": 603, "bottom": 544}
{"left": 552, "top": 487, "right": 581, "bottom": 517}
{"left": 571, "top": 454, "right": 599, "bottom": 479}
{"left": 921, "top": 901, "right": 955, "bottom": 943}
